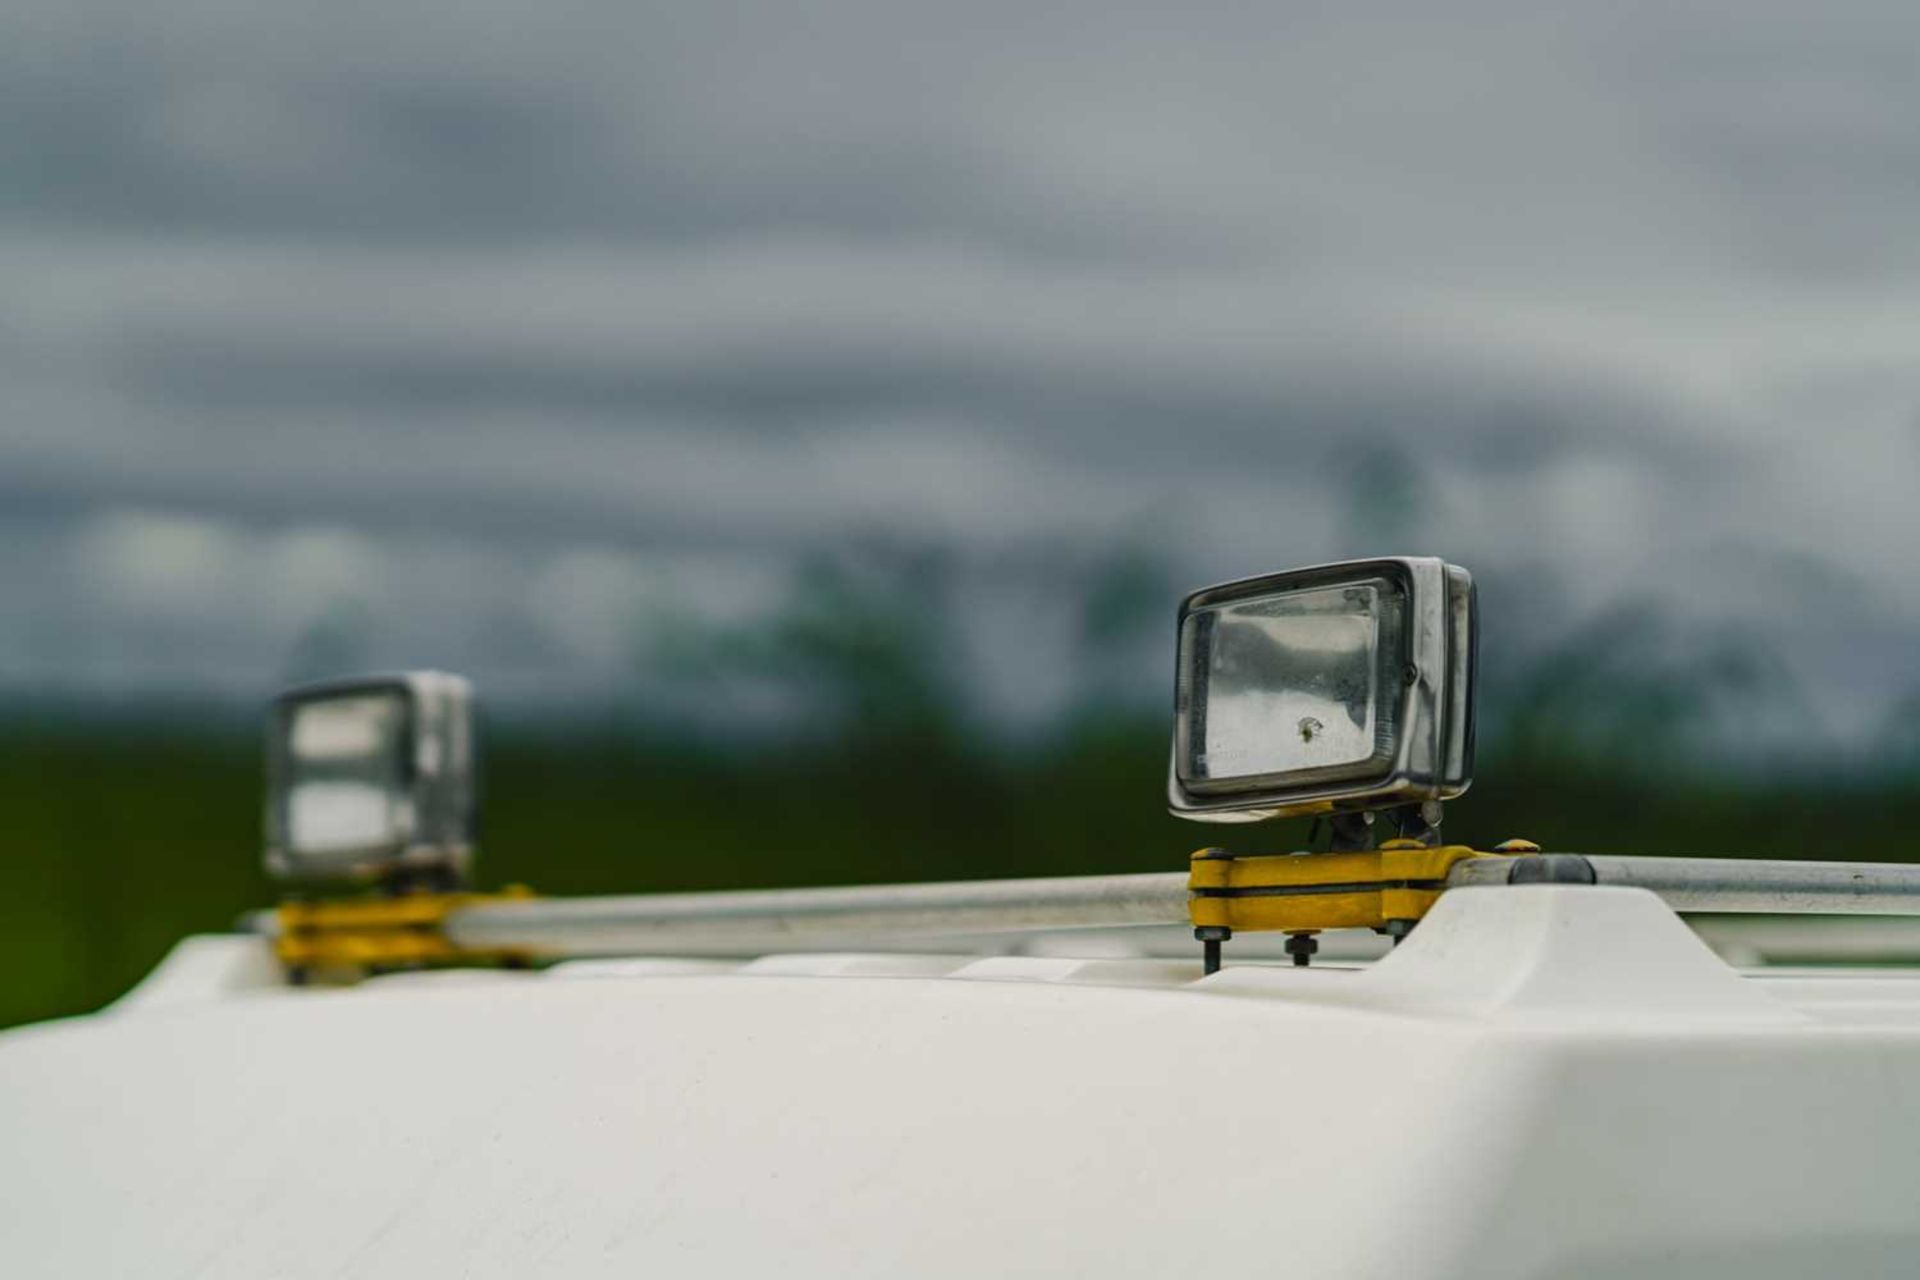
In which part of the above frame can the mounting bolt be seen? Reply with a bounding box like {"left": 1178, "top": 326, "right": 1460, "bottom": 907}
{"left": 1382, "top": 919, "right": 1417, "bottom": 947}
{"left": 1196, "top": 925, "right": 1231, "bottom": 976}
{"left": 1284, "top": 932, "right": 1319, "bottom": 968}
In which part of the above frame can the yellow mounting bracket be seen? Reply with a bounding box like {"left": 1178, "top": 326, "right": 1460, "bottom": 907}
{"left": 1188, "top": 842, "right": 1490, "bottom": 935}
{"left": 274, "top": 885, "right": 538, "bottom": 979}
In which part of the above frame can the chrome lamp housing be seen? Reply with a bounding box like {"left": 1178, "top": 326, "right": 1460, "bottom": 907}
{"left": 1168, "top": 557, "right": 1475, "bottom": 823}
{"left": 264, "top": 671, "right": 477, "bottom": 884}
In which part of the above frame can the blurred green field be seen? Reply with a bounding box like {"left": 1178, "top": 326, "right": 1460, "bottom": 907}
{"left": 5, "top": 712, "right": 1919, "bottom": 1030}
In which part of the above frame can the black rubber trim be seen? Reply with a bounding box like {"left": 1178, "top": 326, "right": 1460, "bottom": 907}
{"left": 1504, "top": 854, "right": 1597, "bottom": 885}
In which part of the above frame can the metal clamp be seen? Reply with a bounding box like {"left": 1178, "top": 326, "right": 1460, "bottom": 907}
{"left": 1188, "top": 841, "right": 1491, "bottom": 971}
{"left": 1189, "top": 842, "right": 1488, "bottom": 934}
{"left": 273, "top": 886, "right": 538, "bottom": 980}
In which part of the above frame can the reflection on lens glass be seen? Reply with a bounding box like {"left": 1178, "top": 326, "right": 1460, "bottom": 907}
{"left": 291, "top": 695, "right": 403, "bottom": 760}
{"left": 1179, "top": 579, "right": 1401, "bottom": 792}
{"left": 283, "top": 692, "right": 412, "bottom": 856}
{"left": 288, "top": 781, "right": 399, "bottom": 853}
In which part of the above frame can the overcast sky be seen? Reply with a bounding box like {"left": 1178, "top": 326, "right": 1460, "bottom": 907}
{"left": 3, "top": 1, "right": 1917, "bottom": 742}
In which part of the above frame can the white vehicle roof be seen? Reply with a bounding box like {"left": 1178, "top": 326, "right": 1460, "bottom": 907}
{"left": 5, "top": 884, "right": 1920, "bottom": 1278}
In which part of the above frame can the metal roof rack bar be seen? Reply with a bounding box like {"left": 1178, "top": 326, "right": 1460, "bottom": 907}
{"left": 1447, "top": 855, "right": 1920, "bottom": 915}
{"left": 436, "top": 856, "right": 1920, "bottom": 960}
{"left": 444, "top": 872, "right": 1192, "bottom": 958}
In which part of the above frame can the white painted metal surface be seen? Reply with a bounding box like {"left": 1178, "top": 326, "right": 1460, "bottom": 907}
{"left": 6, "top": 885, "right": 1920, "bottom": 1278}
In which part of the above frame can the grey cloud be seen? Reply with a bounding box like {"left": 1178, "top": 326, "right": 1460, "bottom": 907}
{"left": 6, "top": 234, "right": 1724, "bottom": 479}
{"left": 5, "top": 0, "right": 1919, "bottom": 274}
{"left": 2, "top": 0, "right": 1919, "bottom": 744}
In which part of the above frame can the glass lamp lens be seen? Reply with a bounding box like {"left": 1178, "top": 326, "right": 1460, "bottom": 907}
{"left": 284, "top": 693, "right": 411, "bottom": 855}
{"left": 1177, "top": 578, "right": 1403, "bottom": 794}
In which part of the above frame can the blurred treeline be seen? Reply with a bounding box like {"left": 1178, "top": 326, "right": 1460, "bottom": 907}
{"left": 4, "top": 545, "right": 1920, "bottom": 1031}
